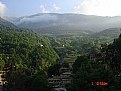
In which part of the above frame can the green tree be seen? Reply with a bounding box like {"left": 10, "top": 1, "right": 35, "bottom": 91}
{"left": 67, "top": 56, "right": 114, "bottom": 91}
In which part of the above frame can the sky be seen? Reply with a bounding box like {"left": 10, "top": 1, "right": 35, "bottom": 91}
{"left": 0, "top": 0, "right": 121, "bottom": 17}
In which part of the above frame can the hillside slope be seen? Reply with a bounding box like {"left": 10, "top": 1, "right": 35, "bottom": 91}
{"left": 0, "top": 17, "right": 16, "bottom": 28}
{"left": 0, "top": 25, "right": 58, "bottom": 70}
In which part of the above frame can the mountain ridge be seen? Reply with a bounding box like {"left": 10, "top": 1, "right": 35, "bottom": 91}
{"left": 2, "top": 13, "right": 121, "bottom": 34}
{"left": 91, "top": 28, "right": 121, "bottom": 39}
{"left": 3, "top": 13, "right": 121, "bottom": 33}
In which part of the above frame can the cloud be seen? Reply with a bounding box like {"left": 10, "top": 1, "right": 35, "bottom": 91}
{"left": 74, "top": 0, "right": 121, "bottom": 16}
{"left": 15, "top": 14, "right": 58, "bottom": 25}
{"left": 40, "top": 4, "right": 60, "bottom": 13}
{"left": 52, "top": 4, "right": 60, "bottom": 11}
{"left": 40, "top": 5, "right": 50, "bottom": 13}
{"left": 0, "top": 1, "right": 6, "bottom": 14}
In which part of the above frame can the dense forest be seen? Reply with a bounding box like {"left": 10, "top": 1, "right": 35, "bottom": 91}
{"left": 0, "top": 24, "right": 58, "bottom": 91}
{"left": 66, "top": 34, "right": 121, "bottom": 91}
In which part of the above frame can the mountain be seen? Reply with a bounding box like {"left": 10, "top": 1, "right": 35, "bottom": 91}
{"left": 0, "top": 17, "right": 16, "bottom": 28}
{"left": 91, "top": 28, "right": 121, "bottom": 38}
{"left": 0, "top": 24, "right": 58, "bottom": 69}
{"left": 4, "top": 13, "right": 121, "bottom": 34}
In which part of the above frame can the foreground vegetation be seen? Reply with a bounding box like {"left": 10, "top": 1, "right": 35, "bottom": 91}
{"left": 67, "top": 34, "right": 121, "bottom": 91}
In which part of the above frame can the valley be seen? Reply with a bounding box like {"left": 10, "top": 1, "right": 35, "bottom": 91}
{"left": 0, "top": 14, "right": 121, "bottom": 91}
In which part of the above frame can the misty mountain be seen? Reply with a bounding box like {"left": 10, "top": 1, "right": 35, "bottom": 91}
{"left": 0, "top": 17, "right": 16, "bottom": 28}
{"left": 4, "top": 13, "right": 121, "bottom": 34}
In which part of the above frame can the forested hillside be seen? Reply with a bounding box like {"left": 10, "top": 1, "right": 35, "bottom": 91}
{"left": 0, "top": 25, "right": 58, "bottom": 91}
{"left": 66, "top": 34, "right": 121, "bottom": 91}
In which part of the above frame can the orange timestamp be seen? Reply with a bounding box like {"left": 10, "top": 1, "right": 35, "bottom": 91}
{"left": 92, "top": 82, "right": 108, "bottom": 86}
